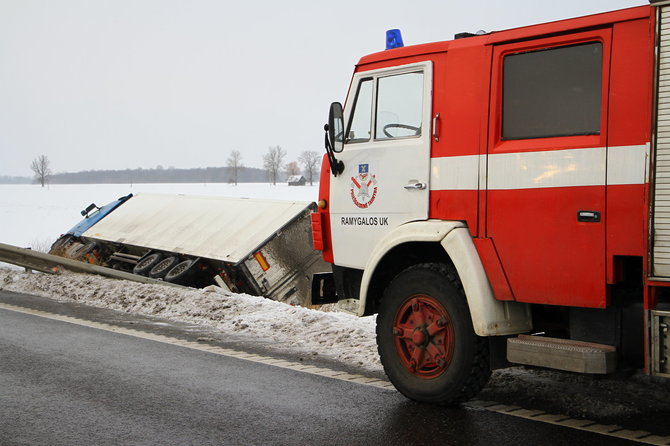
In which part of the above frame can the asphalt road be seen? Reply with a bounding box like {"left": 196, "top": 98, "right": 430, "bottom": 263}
{"left": 0, "top": 290, "right": 641, "bottom": 446}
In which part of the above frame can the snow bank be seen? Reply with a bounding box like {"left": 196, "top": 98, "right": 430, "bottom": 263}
{"left": 0, "top": 267, "right": 381, "bottom": 371}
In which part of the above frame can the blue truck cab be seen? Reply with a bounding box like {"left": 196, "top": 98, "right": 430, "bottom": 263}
{"left": 66, "top": 194, "right": 133, "bottom": 237}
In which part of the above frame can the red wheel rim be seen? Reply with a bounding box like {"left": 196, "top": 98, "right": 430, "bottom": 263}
{"left": 392, "top": 295, "right": 454, "bottom": 379}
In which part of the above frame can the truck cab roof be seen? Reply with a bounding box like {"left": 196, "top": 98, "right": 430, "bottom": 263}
{"left": 357, "top": 5, "right": 650, "bottom": 69}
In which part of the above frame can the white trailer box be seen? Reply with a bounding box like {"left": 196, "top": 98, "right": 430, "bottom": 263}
{"left": 54, "top": 193, "right": 329, "bottom": 306}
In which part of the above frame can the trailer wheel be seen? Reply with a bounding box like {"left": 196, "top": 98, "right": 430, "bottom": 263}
{"left": 133, "top": 253, "right": 163, "bottom": 276}
{"left": 164, "top": 259, "right": 196, "bottom": 284}
{"left": 148, "top": 256, "right": 179, "bottom": 279}
{"left": 376, "top": 263, "right": 490, "bottom": 405}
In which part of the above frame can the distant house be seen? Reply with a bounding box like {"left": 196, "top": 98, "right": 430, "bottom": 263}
{"left": 287, "top": 175, "right": 306, "bottom": 186}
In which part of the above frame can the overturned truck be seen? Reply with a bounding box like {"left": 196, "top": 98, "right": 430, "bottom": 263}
{"left": 50, "top": 193, "right": 328, "bottom": 306}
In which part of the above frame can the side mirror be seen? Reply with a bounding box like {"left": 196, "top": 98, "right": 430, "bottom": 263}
{"left": 81, "top": 203, "right": 99, "bottom": 218}
{"left": 328, "top": 102, "right": 344, "bottom": 153}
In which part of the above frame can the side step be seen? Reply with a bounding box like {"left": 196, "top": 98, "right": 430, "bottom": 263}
{"left": 651, "top": 310, "right": 670, "bottom": 377}
{"left": 507, "top": 334, "right": 616, "bottom": 374}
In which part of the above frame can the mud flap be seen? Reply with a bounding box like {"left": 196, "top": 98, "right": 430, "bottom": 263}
{"left": 311, "top": 272, "right": 337, "bottom": 305}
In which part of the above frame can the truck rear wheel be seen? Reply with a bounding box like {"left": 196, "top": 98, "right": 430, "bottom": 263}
{"left": 376, "top": 263, "right": 490, "bottom": 405}
{"left": 164, "top": 259, "right": 196, "bottom": 284}
{"left": 133, "top": 253, "right": 163, "bottom": 276}
{"left": 148, "top": 256, "right": 179, "bottom": 279}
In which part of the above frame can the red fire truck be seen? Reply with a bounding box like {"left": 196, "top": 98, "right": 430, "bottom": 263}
{"left": 311, "top": 2, "right": 670, "bottom": 404}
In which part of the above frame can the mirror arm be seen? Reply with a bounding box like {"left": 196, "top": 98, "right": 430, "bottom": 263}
{"left": 324, "top": 124, "right": 344, "bottom": 177}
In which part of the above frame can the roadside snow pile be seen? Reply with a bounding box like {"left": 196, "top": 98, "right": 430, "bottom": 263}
{"left": 0, "top": 266, "right": 381, "bottom": 371}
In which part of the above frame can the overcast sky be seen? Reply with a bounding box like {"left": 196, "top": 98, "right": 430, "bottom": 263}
{"left": 0, "top": 0, "right": 647, "bottom": 176}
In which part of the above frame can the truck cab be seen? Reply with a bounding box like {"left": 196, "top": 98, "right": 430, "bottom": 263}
{"left": 311, "top": 4, "right": 669, "bottom": 404}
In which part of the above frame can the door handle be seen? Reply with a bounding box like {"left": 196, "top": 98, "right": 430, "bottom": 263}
{"left": 404, "top": 182, "right": 426, "bottom": 190}
{"left": 577, "top": 210, "right": 601, "bottom": 222}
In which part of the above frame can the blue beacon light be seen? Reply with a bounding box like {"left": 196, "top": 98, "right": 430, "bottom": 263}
{"left": 386, "top": 29, "right": 404, "bottom": 50}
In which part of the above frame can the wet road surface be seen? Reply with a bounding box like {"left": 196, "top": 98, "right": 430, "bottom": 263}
{"left": 0, "top": 290, "right": 646, "bottom": 445}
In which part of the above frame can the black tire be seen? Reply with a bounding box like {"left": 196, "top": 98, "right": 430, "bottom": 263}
{"left": 133, "top": 253, "right": 163, "bottom": 276}
{"left": 148, "top": 256, "right": 179, "bottom": 279}
{"left": 66, "top": 241, "right": 96, "bottom": 260}
{"left": 164, "top": 259, "right": 196, "bottom": 284}
{"left": 376, "top": 263, "right": 490, "bottom": 405}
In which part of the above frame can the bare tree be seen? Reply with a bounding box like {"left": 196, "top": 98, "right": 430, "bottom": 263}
{"left": 263, "top": 145, "right": 286, "bottom": 185}
{"left": 285, "top": 161, "right": 300, "bottom": 177}
{"left": 226, "top": 150, "right": 243, "bottom": 185}
{"left": 298, "top": 150, "right": 320, "bottom": 186}
{"left": 30, "top": 155, "right": 52, "bottom": 187}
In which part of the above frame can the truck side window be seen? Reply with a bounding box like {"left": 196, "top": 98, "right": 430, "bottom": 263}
{"left": 375, "top": 71, "right": 424, "bottom": 140}
{"left": 346, "top": 78, "right": 373, "bottom": 143}
{"left": 502, "top": 42, "right": 602, "bottom": 140}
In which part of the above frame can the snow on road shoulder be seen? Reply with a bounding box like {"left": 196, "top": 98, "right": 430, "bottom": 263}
{"left": 0, "top": 266, "right": 381, "bottom": 372}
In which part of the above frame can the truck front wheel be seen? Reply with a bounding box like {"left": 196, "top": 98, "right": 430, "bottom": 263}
{"left": 376, "top": 263, "right": 490, "bottom": 405}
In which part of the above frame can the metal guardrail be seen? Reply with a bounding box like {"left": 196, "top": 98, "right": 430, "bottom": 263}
{"left": 0, "top": 242, "right": 182, "bottom": 287}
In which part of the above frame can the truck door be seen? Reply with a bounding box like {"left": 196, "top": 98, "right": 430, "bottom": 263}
{"left": 486, "top": 30, "right": 611, "bottom": 307}
{"left": 329, "top": 62, "right": 433, "bottom": 269}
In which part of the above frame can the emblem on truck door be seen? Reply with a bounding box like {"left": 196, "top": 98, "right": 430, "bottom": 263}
{"left": 350, "top": 164, "right": 378, "bottom": 209}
